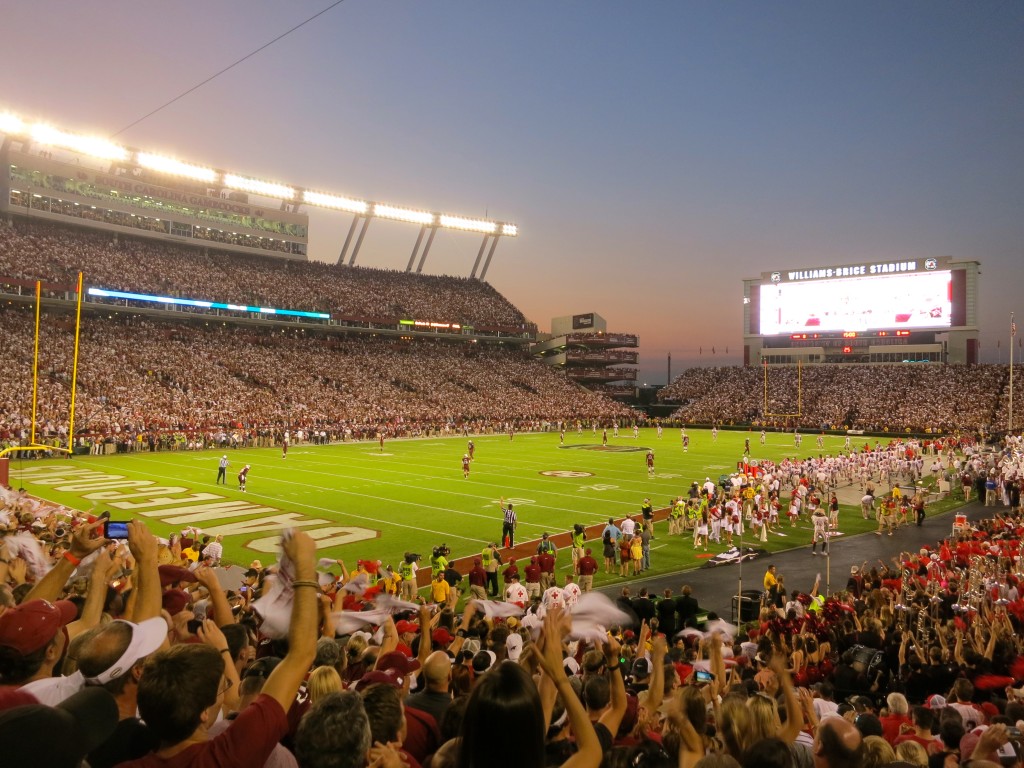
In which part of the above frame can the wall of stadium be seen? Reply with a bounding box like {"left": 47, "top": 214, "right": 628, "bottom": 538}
{"left": 741, "top": 256, "right": 980, "bottom": 365}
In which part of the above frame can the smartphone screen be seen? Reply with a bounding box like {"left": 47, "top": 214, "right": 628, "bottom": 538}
{"left": 104, "top": 521, "right": 130, "bottom": 540}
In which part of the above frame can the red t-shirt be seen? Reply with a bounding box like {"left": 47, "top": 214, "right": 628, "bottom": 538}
{"left": 117, "top": 693, "right": 289, "bottom": 768}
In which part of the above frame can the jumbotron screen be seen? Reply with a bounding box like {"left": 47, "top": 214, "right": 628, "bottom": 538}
{"left": 759, "top": 270, "right": 952, "bottom": 335}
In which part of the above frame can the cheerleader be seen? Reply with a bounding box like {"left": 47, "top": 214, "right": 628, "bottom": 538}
{"left": 694, "top": 507, "right": 709, "bottom": 551}
{"left": 709, "top": 502, "right": 722, "bottom": 543}
{"left": 767, "top": 495, "right": 781, "bottom": 531}
{"left": 788, "top": 494, "right": 802, "bottom": 528}
{"left": 722, "top": 508, "right": 734, "bottom": 545}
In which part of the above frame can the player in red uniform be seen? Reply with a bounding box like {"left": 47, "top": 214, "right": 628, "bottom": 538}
{"left": 238, "top": 464, "right": 250, "bottom": 492}
{"left": 379, "top": 431, "right": 385, "bottom": 452}
{"left": 462, "top": 454, "right": 471, "bottom": 478}
{"left": 467, "top": 440, "right": 475, "bottom": 460}
{"left": 646, "top": 450, "right": 655, "bottom": 477}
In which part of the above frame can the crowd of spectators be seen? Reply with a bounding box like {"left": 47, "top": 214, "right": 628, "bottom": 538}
{"left": 660, "top": 365, "right": 1012, "bottom": 433}
{"left": 1, "top": 435, "right": 1024, "bottom": 767}
{"left": 0, "top": 308, "right": 633, "bottom": 450}
{"left": 0, "top": 217, "right": 530, "bottom": 329}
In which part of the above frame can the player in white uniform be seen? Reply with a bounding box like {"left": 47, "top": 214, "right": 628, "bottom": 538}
{"left": 810, "top": 506, "right": 829, "bottom": 555}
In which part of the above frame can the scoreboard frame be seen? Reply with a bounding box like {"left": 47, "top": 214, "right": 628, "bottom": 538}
{"left": 742, "top": 257, "right": 980, "bottom": 366}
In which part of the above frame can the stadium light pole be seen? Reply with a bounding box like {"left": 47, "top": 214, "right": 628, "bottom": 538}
{"left": 416, "top": 225, "right": 439, "bottom": 273}
{"left": 479, "top": 235, "right": 501, "bottom": 281}
{"left": 337, "top": 215, "right": 362, "bottom": 266}
{"left": 406, "top": 224, "right": 429, "bottom": 273}
{"left": 470, "top": 234, "right": 490, "bottom": 279}
{"left": 348, "top": 216, "right": 373, "bottom": 266}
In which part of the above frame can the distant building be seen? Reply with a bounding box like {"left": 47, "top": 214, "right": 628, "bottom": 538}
{"left": 533, "top": 312, "right": 639, "bottom": 399}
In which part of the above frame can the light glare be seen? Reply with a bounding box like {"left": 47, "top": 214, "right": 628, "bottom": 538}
{"left": 30, "top": 123, "right": 128, "bottom": 161}
{"left": 0, "top": 113, "right": 25, "bottom": 135}
{"left": 439, "top": 215, "right": 496, "bottom": 234}
{"left": 303, "top": 190, "right": 369, "bottom": 214}
{"left": 374, "top": 204, "right": 435, "bottom": 225}
{"left": 501, "top": 224, "right": 518, "bottom": 237}
{"left": 137, "top": 152, "right": 217, "bottom": 183}
{"left": 224, "top": 173, "right": 295, "bottom": 200}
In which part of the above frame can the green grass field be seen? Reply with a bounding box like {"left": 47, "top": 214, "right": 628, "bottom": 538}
{"left": 9, "top": 428, "right": 963, "bottom": 590}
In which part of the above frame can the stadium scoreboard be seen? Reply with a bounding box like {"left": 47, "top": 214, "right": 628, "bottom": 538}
{"left": 743, "top": 256, "right": 980, "bottom": 366}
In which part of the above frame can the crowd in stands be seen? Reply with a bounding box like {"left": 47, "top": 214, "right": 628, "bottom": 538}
{"left": 0, "top": 308, "right": 633, "bottom": 449}
{"left": 660, "top": 365, "right": 1012, "bottom": 433}
{"left": 0, "top": 217, "right": 530, "bottom": 329}
{"left": 1, "top": 435, "right": 1024, "bottom": 767}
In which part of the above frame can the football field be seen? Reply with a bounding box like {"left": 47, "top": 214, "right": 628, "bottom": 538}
{"left": 8, "top": 428, "right": 952, "bottom": 589}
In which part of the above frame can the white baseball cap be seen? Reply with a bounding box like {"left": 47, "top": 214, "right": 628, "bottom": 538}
{"left": 83, "top": 618, "right": 167, "bottom": 685}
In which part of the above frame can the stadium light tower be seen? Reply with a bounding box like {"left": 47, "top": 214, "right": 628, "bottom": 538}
{"left": 0, "top": 105, "right": 519, "bottom": 277}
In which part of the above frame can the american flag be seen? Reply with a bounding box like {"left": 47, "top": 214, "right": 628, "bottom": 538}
{"left": 1013, "top": 318, "right": 1017, "bottom": 337}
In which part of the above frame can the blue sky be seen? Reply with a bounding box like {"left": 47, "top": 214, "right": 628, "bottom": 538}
{"left": 3, "top": 1, "right": 1022, "bottom": 381}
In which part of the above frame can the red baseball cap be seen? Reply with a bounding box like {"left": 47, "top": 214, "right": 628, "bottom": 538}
{"left": 0, "top": 599, "right": 78, "bottom": 655}
{"left": 161, "top": 589, "right": 192, "bottom": 617}
{"left": 395, "top": 620, "right": 419, "bottom": 635}
{"left": 377, "top": 650, "right": 421, "bottom": 676}
{"left": 157, "top": 565, "right": 198, "bottom": 588}
{"left": 432, "top": 628, "right": 454, "bottom": 647}
{"left": 354, "top": 669, "right": 402, "bottom": 691}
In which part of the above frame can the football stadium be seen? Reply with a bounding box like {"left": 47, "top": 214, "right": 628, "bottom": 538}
{"left": 2, "top": 12, "right": 1024, "bottom": 764}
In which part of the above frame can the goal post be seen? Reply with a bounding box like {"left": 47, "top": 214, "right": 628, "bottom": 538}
{"left": 1, "top": 274, "right": 83, "bottom": 486}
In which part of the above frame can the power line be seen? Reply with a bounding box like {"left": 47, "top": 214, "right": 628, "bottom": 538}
{"left": 111, "top": 0, "right": 347, "bottom": 138}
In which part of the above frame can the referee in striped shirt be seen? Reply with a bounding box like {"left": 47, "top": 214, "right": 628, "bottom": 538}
{"left": 500, "top": 497, "right": 517, "bottom": 548}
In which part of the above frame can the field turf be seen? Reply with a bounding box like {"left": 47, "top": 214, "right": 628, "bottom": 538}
{"left": 8, "top": 428, "right": 959, "bottom": 590}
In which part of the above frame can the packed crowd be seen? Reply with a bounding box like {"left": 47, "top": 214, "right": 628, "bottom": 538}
{"left": 0, "top": 308, "right": 633, "bottom": 449}
{"left": 1, "top": 435, "right": 1024, "bottom": 767}
{"left": 0, "top": 217, "right": 530, "bottom": 329}
{"left": 660, "top": 365, "right": 1011, "bottom": 433}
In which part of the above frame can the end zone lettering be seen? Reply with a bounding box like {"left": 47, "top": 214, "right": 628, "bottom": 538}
{"left": 14, "top": 465, "right": 376, "bottom": 552}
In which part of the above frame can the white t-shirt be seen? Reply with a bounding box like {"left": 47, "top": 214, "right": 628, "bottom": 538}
{"left": 505, "top": 583, "right": 528, "bottom": 606}
{"left": 561, "top": 582, "right": 582, "bottom": 606}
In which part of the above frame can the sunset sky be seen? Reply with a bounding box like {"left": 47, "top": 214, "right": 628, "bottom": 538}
{"left": 3, "top": 1, "right": 1022, "bottom": 381}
